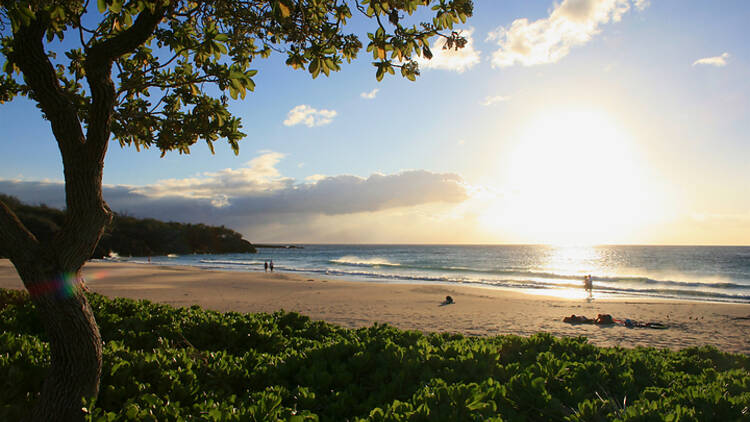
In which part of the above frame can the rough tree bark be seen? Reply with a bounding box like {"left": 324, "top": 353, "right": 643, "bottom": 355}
{"left": 0, "top": 194, "right": 105, "bottom": 422}
{"left": 16, "top": 261, "right": 104, "bottom": 421}
{"left": 0, "top": 6, "right": 168, "bottom": 420}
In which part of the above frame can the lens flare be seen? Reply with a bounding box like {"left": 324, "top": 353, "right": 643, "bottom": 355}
{"left": 27, "top": 272, "right": 85, "bottom": 299}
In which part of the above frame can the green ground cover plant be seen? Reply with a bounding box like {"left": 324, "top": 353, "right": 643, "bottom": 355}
{"left": 1, "top": 288, "right": 748, "bottom": 421}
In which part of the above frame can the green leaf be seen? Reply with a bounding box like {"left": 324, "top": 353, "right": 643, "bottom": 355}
{"left": 109, "top": 0, "right": 123, "bottom": 14}
{"left": 110, "top": 360, "right": 128, "bottom": 375}
{"left": 124, "top": 404, "right": 139, "bottom": 419}
{"left": 309, "top": 59, "right": 321, "bottom": 78}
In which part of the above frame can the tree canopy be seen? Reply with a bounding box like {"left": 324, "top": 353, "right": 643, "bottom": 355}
{"left": 1, "top": 0, "right": 473, "bottom": 156}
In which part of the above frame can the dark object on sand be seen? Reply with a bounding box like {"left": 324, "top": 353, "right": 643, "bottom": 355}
{"left": 595, "top": 314, "right": 614, "bottom": 324}
{"left": 563, "top": 314, "right": 594, "bottom": 324}
{"left": 442, "top": 296, "right": 454, "bottom": 305}
{"left": 563, "top": 314, "right": 669, "bottom": 329}
{"left": 616, "top": 318, "right": 668, "bottom": 329}
{"left": 562, "top": 314, "right": 614, "bottom": 325}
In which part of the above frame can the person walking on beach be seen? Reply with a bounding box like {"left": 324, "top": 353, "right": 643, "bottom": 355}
{"left": 264, "top": 261, "right": 268, "bottom": 272}
{"left": 584, "top": 274, "right": 593, "bottom": 297}
{"left": 270, "top": 260, "right": 274, "bottom": 272}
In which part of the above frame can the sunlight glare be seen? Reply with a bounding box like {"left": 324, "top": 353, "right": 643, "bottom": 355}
{"left": 481, "top": 109, "right": 660, "bottom": 245}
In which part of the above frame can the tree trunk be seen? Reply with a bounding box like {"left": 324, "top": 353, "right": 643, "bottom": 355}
{"left": 3, "top": 6, "right": 169, "bottom": 420}
{"left": 15, "top": 260, "right": 102, "bottom": 422}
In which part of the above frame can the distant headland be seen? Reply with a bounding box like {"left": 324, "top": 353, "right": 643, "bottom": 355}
{"left": 0, "top": 194, "right": 257, "bottom": 258}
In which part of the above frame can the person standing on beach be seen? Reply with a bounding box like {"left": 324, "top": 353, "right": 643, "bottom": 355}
{"left": 584, "top": 275, "right": 593, "bottom": 297}
{"left": 270, "top": 260, "right": 274, "bottom": 272}
{"left": 264, "top": 261, "right": 268, "bottom": 272}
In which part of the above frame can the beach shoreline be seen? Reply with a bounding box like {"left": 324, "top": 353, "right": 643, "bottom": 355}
{"left": 1, "top": 259, "right": 748, "bottom": 355}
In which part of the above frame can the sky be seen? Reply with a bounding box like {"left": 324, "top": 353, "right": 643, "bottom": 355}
{"left": 1, "top": 0, "right": 749, "bottom": 245}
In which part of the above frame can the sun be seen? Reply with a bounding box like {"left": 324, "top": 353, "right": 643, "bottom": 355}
{"left": 481, "top": 109, "right": 659, "bottom": 245}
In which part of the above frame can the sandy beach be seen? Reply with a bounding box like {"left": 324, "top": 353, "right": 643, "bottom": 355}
{"left": 1, "top": 259, "right": 748, "bottom": 355}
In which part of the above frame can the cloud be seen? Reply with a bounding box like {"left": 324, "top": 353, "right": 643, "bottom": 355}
{"left": 132, "top": 152, "right": 293, "bottom": 203}
{"left": 283, "top": 105, "right": 337, "bottom": 127}
{"left": 692, "top": 52, "right": 730, "bottom": 67}
{"left": 417, "top": 28, "right": 481, "bottom": 73}
{"left": 0, "top": 153, "right": 469, "bottom": 241}
{"left": 305, "top": 174, "right": 327, "bottom": 182}
{"left": 480, "top": 95, "right": 511, "bottom": 106}
{"left": 633, "top": 0, "right": 650, "bottom": 11}
{"left": 487, "top": 0, "right": 646, "bottom": 68}
{"left": 360, "top": 88, "right": 379, "bottom": 99}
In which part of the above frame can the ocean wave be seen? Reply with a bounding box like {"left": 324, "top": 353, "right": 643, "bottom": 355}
{"left": 117, "top": 248, "right": 750, "bottom": 305}
{"left": 273, "top": 264, "right": 750, "bottom": 303}
{"left": 330, "top": 256, "right": 401, "bottom": 267}
{"left": 195, "top": 257, "right": 749, "bottom": 293}
{"left": 326, "top": 260, "right": 750, "bottom": 291}
{"left": 199, "top": 259, "right": 265, "bottom": 266}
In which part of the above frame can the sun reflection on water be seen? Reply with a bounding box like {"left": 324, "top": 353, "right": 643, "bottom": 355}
{"left": 532, "top": 245, "right": 608, "bottom": 299}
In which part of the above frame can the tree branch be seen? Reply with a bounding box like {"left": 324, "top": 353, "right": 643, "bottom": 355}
{"left": 0, "top": 199, "right": 39, "bottom": 266}
{"left": 83, "top": 3, "right": 171, "bottom": 160}
{"left": 52, "top": 7, "right": 170, "bottom": 271}
{"left": 9, "top": 14, "right": 86, "bottom": 157}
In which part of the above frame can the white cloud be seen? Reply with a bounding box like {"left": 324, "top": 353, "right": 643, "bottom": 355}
{"left": 283, "top": 105, "right": 337, "bottom": 127}
{"left": 360, "top": 88, "right": 379, "bottom": 99}
{"left": 133, "top": 151, "right": 292, "bottom": 206}
{"left": 305, "top": 174, "right": 327, "bottom": 182}
{"left": 211, "top": 194, "right": 230, "bottom": 208}
{"left": 480, "top": 95, "right": 511, "bottom": 106}
{"left": 487, "top": 0, "right": 647, "bottom": 68}
{"left": 692, "top": 52, "right": 730, "bottom": 67}
{"left": 417, "top": 27, "right": 481, "bottom": 73}
{"left": 633, "top": 0, "right": 650, "bottom": 11}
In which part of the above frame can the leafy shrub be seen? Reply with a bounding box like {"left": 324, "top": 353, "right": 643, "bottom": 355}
{"left": 1, "top": 288, "right": 748, "bottom": 421}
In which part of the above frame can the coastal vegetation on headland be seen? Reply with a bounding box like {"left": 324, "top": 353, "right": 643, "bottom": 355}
{"left": 0, "top": 195, "right": 256, "bottom": 258}
{"left": 93, "top": 215, "right": 257, "bottom": 258}
{"left": 1, "top": 289, "right": 748, "bottom": 421}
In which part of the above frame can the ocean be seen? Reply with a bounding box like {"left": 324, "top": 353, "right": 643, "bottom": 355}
{"left": 112, "top": 245, "right": 750, "bottom": 304}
